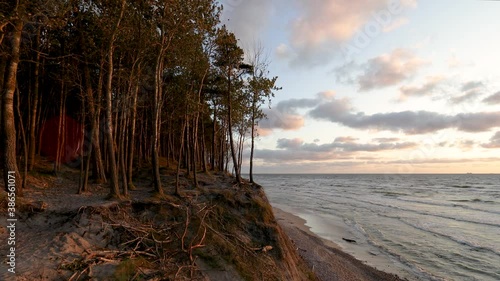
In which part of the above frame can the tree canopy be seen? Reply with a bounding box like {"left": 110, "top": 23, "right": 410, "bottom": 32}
{"left": 0, "top": 0, "right": 279, "bottom": 197}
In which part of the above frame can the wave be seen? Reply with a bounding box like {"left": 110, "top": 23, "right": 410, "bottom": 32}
{"left": 388, "top": 216, "right": 500, "bottom": 257}
{"left": 339, "top": 196, "right": 500, "bottom": 227}
{"left": 393, "top": 197, "right": 500, "bottom": 215}
{"left": 450, "top": 198, "right": 496, "bottom": 204}
{"left": 450, "top": 184, "right": 486, "bottom": 189}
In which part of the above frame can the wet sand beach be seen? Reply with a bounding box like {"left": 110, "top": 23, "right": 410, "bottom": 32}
{"left": 274, "top": 207, "right": 408, "bottom": 281}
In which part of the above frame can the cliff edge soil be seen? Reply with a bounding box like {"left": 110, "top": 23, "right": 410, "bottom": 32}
{"left": 0, "top": 159, "right": 314, "bottom": 281}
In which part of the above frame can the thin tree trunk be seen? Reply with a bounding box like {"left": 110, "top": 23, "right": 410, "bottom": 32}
{"left": 15, "top": 88, "right": 27, "bottom": 190}
{"left": 55, "top": 77, "right": 65, "bottom": 172}
{"left": 92, "top": 60, "right": 106, "bottom": 182}
{"left": 28, "top": 28, "right": 41, "bottom": 171}
{"left": 191, "top": 118, "right": 198, "bottom": 188}
{"left": 201, "top": 120, "right": 208, "bottom": 173}
{"left": 175, "top": 120, "right": 187, "bottom": 195}
{"left": 119, "top": 109, "right": 128, "bottom": 197}
{"left": 79, "top": 91, "right": 86, "bottom": 193}
{"left": 249, "top": 104, "right": 256, "bottom": 183}
{"left": 227, "top": 70, "right": 241, "bottom": 183}
{"left": 105, "top": 0, "right": 126, "bottom": 199}
{"left": 211, "top": 104, "right": 216, "bottom": 170}
{"left": 151, "top": 44, "right": 164, "bottom": 195}
{"left": 127, "top": 76, "right": 139, "bottom": 189}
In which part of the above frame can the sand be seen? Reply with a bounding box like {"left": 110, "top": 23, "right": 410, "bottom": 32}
{"left": 274, "top": 207, "right": 408, "bottom": 281}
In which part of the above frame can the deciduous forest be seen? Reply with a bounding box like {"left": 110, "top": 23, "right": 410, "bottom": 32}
{"left": 0, "top": 0, "right": 279, "bottom": 197}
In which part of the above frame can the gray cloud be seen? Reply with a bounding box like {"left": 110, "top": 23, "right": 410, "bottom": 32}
{"left": 481, "top": 131, "right": 500, "bottom": 148}
{"left": 448, "top": 81, "right": 485, "bottom": 105}
{"left": 461, "top": 81, "right": 484, "bottom": 92}
{"left": 259, "top": 92, "right": 334, "bottom": 132}
{"left": 276, "top": 138, "right": 416, "bottom": 152}
{"left": 455, "top": 112, "right": 500, "bottom": 132}
{"left": 253, "top": 148, "right": 352, "bottom": 162}
{"left": 308, "top": 97, "right": 500, "bottom": 134}
{"left": 372, "top": 137, "right": 400, "bottom": 142}
{"left": 255, "top": 137, "right": 416, "bottom": 162}
{"left": 449, "top": 90, "right": 482, "bottom": 104}
{"left": 275, "top": 98, "right": 322, "bottom": 113}
{"left": 483, "top": 91, "right": 500, "bottom": 105}
{"left": 277, "top": 138, "right": 303, "bottom": 149}
{"left": 399, "top": 76, "right": 445, "bottom": 99}
{"left": 334, "top": 136, "right": 358, "bottom": 143}
{"left": 384, "top": 157, "right": 500, "bottom": 165}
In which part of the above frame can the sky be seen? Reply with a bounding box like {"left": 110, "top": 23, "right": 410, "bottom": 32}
{"left": 220, "top": 0, "right": 500, "bottom": 174}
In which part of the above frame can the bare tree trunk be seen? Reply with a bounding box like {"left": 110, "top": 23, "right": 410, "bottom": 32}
{"left": 151, "top": 45, "right": 164, "bottom": 195}
{"left": 127, "top": 72, "right": 139, "bottom": 189}
{"left": 119, "top": 109, "right": 128, "bottom": 197}
{"left": 79, "top": 92, "right": 86, "bottom": 193}
{"left": 2, "top": 19, "right": 23, "bottom": 194}
{"left": 28, "top": 27, "right": 41, "bottom": 170}
{"left": 15, "top": 88, "right": 27, "bottom": 190}
{"left": 105, "top": 45, "right": 120, "bottom": 198}
{"left": 54, "top": 71, "right": 65, "bottom": 172}
{"left": 92, "top": 60, "right": 106, "bottom": 182}
{"left": 249, "top": 104, "right": 256, "bottom": 183}
{"left": 201, "top": 119, "right": 208, "bottom": 173}
{"left": 227, "top": 70, "right": 241, "bottom": 183}
{"left": 175, "top": 120, "right": 187, "bottom": 195}
{"left": 105, "top": 0, "right": 126, "bottom": 199}
{"left": 211, "top": 103, "right": 217, "bottom": 170}
{"left": 191, "top": 118, "right": 198, "bottom": 188}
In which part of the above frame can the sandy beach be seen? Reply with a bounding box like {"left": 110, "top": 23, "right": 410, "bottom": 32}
{"left": 274, "top": 207, "right": 407, "bottom": 281}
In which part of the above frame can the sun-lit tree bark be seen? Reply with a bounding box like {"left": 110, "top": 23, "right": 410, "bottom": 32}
{"left": 104, "top": 0, "right": 127, "bottom": 199}
{"left": 2, "top": 18, "right": 23, "bottom": 194}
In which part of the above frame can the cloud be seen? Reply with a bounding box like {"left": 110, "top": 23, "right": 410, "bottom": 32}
{"left": 383, "top": 17, "right": 409, "bottom": 32}
{"left": 255, "top": 137, "right": 417, "bottom": 162}
{"left": 482, "top": 131, "right": 500, "bottom": 148}
{"left": 461, "top": 81, "right": 483, "bottom": 92}
{"left": 334, "top": 136, "right": 358, "bottom": 143}
{"left": 483, "top": 91, "right": 500, "bottom": 105}
{"left": 276, "top": 137, "right": 416, "bottom": 152}
{"left": 372, "top": 137, "right": 400, "bottom": 142}
{"left": 287, "top": 0, "right": 417, "bottom": 66}
{"left": 220, "top": 0, "right": 274, "bottom": 46}
{"left": 358, "top": 49, "right": 427, "bottom": 91}
{"left": 457, "top": 140, "right": 476, "bottom": 151}
{"left": 275, "top": 98, "right": 322, "bottom": 113}
{"left": 258, "top": 110, "right": 305, "bottom": 132}
{"left": 258, "top": 91, "right": 335, "bottom": 132}
{"left": 449, "top": 90, "right": 482, "bottom": 105}
{"left": 308, "top": 96, "right": 500, "bottom": 134}
{"left": 275, "top": 43, "right": 292, "bottom": 60}
{"left": 277, "top": 138, "right": 304, "bottom": 149}
{"left": 399, "top": 75, "right": 445, "bottom": 100}
{"left": 449, "top": 81, "right": 485, "bottom": 105}
{"left": 385, "top": 157, "right": 500, "bottom": 165}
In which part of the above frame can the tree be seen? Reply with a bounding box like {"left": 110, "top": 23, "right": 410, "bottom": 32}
{"left": 102, "top": 0, "right": 127, "bottom": 199}
{"left": 213, "top": 27, "right": 249, "bottom": 184}
{"left": 1, "top": 7, "right": 23, "bottom": 194}
{"left": 245, "top": 44, "right": 280, "bottom": 183}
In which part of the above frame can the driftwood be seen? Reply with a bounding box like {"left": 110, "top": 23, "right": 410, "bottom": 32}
{"left": 342, "top": 238, "right": 357, "bottom": 243}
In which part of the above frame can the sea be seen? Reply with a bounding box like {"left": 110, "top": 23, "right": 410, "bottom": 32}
{"left": 253, "top": 174, "right": 500, "bottom": 281}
